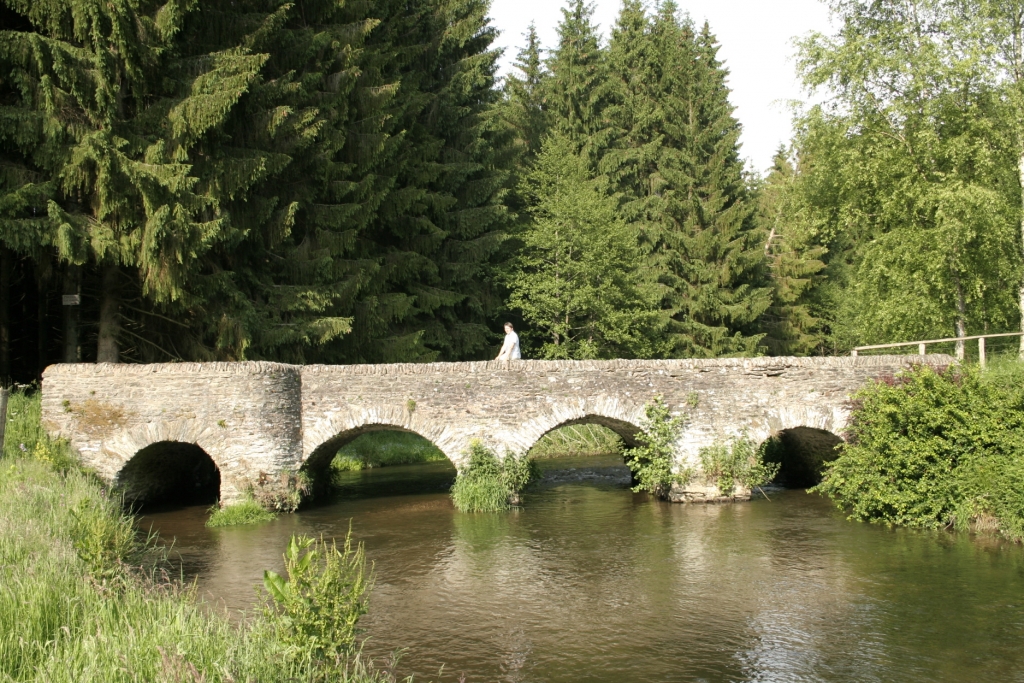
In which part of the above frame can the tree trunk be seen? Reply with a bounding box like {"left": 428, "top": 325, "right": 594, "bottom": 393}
{"left": 1019, "top": 149, "right": 1024, "bottom": 358}
{"left": 97, "top": 265, "right": 121, "bottom": 363}
{"left": 36, "top": 261, "right": 48, "bottom": 378}
{"left": 63, "top": 264, "right": 80, "bottom": 363}
{"left": 0, "top": 388, "right": 7, "bottom": 459}
{"left": 0, "top": 247, "right": 10, "bottom": 384}
{"left": 955, "top": 272, "right": 967, "bottom": 362}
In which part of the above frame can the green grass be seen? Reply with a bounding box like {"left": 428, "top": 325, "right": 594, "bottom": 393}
{"left": 528, "top": 423, "right": 623, "bottom": 459}
{"left": 331, "top": 430, "right": 447, "bottom": 474}
{"left": 0, "top": 390, "right": 407, "bottom": 682}
{"left": 207, "top": 498, "right": 278, "bottom": 527}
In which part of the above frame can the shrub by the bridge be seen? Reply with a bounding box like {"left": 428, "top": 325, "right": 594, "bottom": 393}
{"left": 697, "top": 437, "right": 780, "bottom": 497}
{"left": 814, "top": 364, "right": 1024, "bottom": 540}
{"left": 207, "top": 497, "right": 278, "bottom": 527}
{"left": 625, "top": 397, "right": 686, "bottom": 498}
{"left": 450, "top": 441, "right": 539, "bottom": 512}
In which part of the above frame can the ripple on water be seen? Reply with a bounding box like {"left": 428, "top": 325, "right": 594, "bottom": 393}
{"left": 141, "top": 470, "right": 1024, "bottom": 683}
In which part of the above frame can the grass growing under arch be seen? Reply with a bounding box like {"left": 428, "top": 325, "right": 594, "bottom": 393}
{"left": 207, "top": 497, "right": 278, "bottom": 527}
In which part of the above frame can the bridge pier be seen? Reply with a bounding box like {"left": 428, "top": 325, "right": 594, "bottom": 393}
{"left": 41, "top": 356, "right": 950, "bottom": 508}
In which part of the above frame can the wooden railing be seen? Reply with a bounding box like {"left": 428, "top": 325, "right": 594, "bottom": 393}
{"left": 850, "top": 331, "right": 1024, "bottom": 367}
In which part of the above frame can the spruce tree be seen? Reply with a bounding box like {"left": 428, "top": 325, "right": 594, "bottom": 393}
{"left": 544, "top": 0, "right": 611, "bottom": 159}
{"left": 756, "top": 148, "right": 826, "bottom": 355}
{"left": 645, "top": 11, "right": 770, "bottom": 357}
{"left": 505, "top": 133, "right": 663, "bottom": 359}
{"left": 0, "top": 0, "right": 262, "bottom": 363}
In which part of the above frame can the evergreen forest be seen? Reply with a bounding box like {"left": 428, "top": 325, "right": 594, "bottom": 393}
{"left": 3, "top": 0, "right": 1024, "bottom": 384}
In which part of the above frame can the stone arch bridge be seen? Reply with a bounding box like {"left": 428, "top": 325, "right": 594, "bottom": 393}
{"left": 41, "top": 356, "right": 946, "bottom": 505}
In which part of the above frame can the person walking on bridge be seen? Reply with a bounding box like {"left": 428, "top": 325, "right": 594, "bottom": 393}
{"left": 496, "top": 322, "right": 521, "bottom": 361}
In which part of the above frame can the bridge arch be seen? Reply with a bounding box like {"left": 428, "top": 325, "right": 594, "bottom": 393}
{"left": 116, "top": 441, "right": 221, "bottom": 506}
{"left": 753, "top": 405, "right": 849, "bottom": 488}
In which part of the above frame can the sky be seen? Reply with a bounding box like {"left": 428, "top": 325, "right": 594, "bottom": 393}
{"left": 488, "top": 0, "right": 835, "bottom": 174}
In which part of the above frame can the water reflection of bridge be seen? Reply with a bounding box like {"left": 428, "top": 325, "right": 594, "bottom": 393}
{"left": 42, "top": 356, "right": 947, "bottom": 505}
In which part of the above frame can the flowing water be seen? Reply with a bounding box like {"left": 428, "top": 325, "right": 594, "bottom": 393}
{"left": 141, "top": 457, "right": 1024, "bottom": 683}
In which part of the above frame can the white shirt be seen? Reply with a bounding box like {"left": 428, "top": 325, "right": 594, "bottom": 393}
{"left": 497, "top": 331, "right": 521, "bottom": 360}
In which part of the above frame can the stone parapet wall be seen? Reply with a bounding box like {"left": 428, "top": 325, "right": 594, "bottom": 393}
{"left": 42, "top": 355, "right": 952, "bottom": 504}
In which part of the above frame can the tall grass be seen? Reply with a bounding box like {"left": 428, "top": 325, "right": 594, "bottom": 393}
{"left": 0, "top": 390, "right": 406, "bottom": 682}
{"left": 528, "top": 424, "right": 623, "bottom": 459}
{"left": 450, "top": 442, "right": 538, "bottom": 512}
{"left": 331, "top": 431, "right": 447, "bottom": 474}
{"left": 207, "top": 497, "right": 278, "bottom": 527}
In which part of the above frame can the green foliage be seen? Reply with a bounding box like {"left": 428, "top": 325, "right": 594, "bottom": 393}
{"left": 529, "top": 424, "right": 623, "bottom": 459}
{"left": 792, "top": 0, "right": 1021, "bottom": 351}
{"left": 697, "top": 436, "right": 780, "bottom": 497}
{"left": 450, "top": 441, "right": 537, "bottom": 512}
{"left": 625, "top": 396, "right": 686, "bottom": 498}
{"left": 0, "top": 381, "right": 402, "bottom": 682}
{"left": 2, "top": 389, "right": 74, "bottom": 470}
{"left": 505, "top": 133, "right": 665, "bottom": 359}
{"left": 207, "top": 498, "right": 277, "bottom": 528}
{"left": 330, "top": 431, "right": 447, "bottom": 474}
{"left": 814, "top": 364, "right": 1024, "bottom": 540}
{"left": 262, "top": 533, "right": 371, "bottom": 669}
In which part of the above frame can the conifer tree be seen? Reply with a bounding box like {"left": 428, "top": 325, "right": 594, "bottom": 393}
{"left": 645, "top": 11, "right": 770, "bottom": 357}
{"left": 501, "top": 24, "right": 549, "bottom": 167}
{"left": 0, "top": 0, "right": 261, "bottom": 363}
{"left": 544, "top": 0, "right": 611, "bottom": 159}
{"left": 505, "top": 133, "right": 663, "bottom": 359}
{"left": 602, "top": 0, "right": 662, "bottom": 224}
{"left": 756, "top": 148, "right": 826, "bottom": 355}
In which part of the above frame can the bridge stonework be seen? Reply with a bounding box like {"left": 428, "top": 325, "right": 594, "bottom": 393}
{"left": 41, "top": 356, "right": 947, "bottom": 505}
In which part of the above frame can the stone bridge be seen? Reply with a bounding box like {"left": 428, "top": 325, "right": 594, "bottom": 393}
{"left": 40, "top": 356, "right": 947, "bottom": 505}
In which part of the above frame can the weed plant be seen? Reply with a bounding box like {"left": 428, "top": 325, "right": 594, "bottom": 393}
{"left": 0, "top": 390, "right": 407, "bottom": 682}
{"left": 696, "top": 437, "right": 780, "bottom": 496}
{"left": 207, "top": 497, "right": 278, "bottom": 527}
{"left": 450, "top": 441, "right": 538, "bottom": 512}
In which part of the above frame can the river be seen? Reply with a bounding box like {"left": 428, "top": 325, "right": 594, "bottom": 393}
{"left": 141, "top": 457, "right": 1024, "bottom": 682}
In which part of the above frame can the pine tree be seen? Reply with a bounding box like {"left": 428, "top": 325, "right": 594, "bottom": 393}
{"left": 646, "top": 11, "right": 770, "bottom": 357}
{"left": 0, "top": 0, "right": 259, "bottom": 363}
{"left": 500, "top": 24, "right": 549, "bottom": 167}
{"left": 544, "top": 0, "right": 611, "bottom": 159}
{"left": 602, "top": 0, "right": 662, "bottom": 224}
{"left": 317, "top": 0, "right": 512, "bottom": 362}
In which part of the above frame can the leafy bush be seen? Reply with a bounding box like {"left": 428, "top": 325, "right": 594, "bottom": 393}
{"left": 263, "top": 534, "right": 371, "bottom": 669}
{"left": 697, "top": 437, "right": 780, "bottom": 496}
{"left": 624, "top": 396, "right": 686, "bottom": 498}
{"left": 207, "top": 497, "right": 278, "bottom": 527}
{"left": 450, "top": 441, "right": 538, "bottom": 512}
{"left": 814, "top": 364, "right": 1024, "bottom": 539}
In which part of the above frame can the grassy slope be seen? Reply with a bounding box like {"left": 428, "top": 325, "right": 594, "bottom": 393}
{"left": 0, "top": 391, "right": 397, "bottom": 683}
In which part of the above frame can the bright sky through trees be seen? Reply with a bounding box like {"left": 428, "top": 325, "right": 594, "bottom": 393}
{"left": 490, "top": 0, "right": 833, "bottom": 173}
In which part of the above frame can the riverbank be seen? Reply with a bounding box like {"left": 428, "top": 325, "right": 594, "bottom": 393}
{"left": 0, "top": 391, "right": 403, "bottom": 683}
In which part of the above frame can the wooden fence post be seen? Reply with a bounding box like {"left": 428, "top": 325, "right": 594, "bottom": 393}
{"left": 918, "top": 343, "right": 926, "bottom": 355}
{"left": 979, "top": 337, "right": 986, "bottom": 369}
